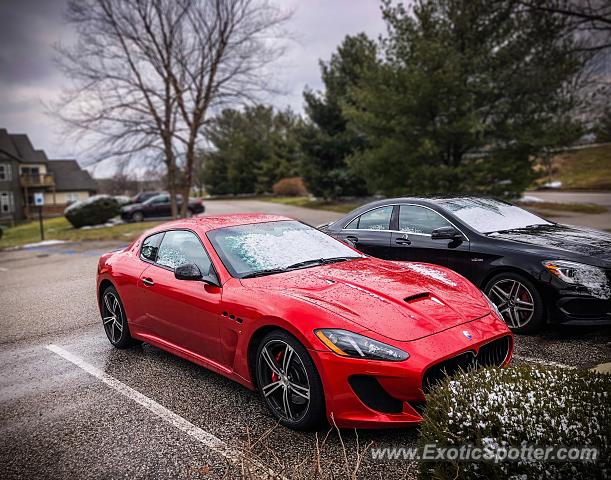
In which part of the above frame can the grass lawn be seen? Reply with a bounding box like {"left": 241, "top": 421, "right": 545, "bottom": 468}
{"left": 262, "top": 196, "right": 363, "bottom": 213}
{"left": 0, "top": 217, "right": 162, "bottom": 249}
{"left": 541, "top": 144, "right": 611, "bottom": 190}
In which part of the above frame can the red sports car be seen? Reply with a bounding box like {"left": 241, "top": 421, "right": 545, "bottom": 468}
{"left": 97, "top": 214, "right": 512, "bottom": 430}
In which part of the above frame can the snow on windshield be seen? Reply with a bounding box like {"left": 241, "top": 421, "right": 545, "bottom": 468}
{"left": 439, "top": 198, "right": 551, "bottom": 233}
{"left": 208, "top": 221, "right": 359, "bottom": 276}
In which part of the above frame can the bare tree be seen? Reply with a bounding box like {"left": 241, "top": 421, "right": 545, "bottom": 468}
{"left": 55, "top": 0, "right": 291, "bottom": 217}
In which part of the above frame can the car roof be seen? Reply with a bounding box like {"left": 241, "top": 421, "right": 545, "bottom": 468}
{"left": 144, "top": 213, "right": 294, "bottom": 235}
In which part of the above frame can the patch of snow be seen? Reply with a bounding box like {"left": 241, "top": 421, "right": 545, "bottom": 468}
{"left": 520, "top": 195, "right": 544, "bottom": 203}
{"left": 440, "top": 198, "right": 551, "bottom": 233}
{"left": 541, "top": 180, "right": 562, "bottom": 189}
{"left": 401, "top": 263, "right": 457, "bottom": 287}
{"left": 22, "top": 240, "right": 67, "bottom": 248}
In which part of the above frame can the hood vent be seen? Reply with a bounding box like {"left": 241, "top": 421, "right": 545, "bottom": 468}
{"left": 403, "top": 292, "right": 430, "bottom": 303}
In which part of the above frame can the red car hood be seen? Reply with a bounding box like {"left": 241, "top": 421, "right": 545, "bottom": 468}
{"left": 241, "top": 258, "right": 491, "bottom": 341}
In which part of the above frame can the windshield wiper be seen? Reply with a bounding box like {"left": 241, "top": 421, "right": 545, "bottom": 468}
{"left": 241, "top": 268, "right": 289, "bottom": 279}
{"left": 241, "top": 257, "right": 361, "bottom": 278}
{"left": 285, "top": 256, "right": 360, "bottom": 270}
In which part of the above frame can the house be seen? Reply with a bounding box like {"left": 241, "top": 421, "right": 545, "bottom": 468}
{"left": 0, "top": 129, "right": 97, "bottom": 223}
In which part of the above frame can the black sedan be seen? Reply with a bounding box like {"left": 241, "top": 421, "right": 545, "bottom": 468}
{"left": 319, "top": 197, "right": 611, "bottom": 332}
{"left": 121, "top": 193, "right": 205, "bottom": 222}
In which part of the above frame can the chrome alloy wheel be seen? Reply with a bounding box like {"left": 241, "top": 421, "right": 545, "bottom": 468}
{"left": 488, "top": 279, "right": 535, "bottom": 329}
{"left": 102, "top": 292, "right": 124, "bottom": 344}
{"left": 258, "top": 340, "right": 311, "bottom": 422}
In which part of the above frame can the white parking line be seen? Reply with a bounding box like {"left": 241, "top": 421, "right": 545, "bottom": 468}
{"left": 46, "top": 344, "right": 283, "bottom": 479}
{"left": 513, "top": 354, "right": 576, "bottom": 369}
{"left": 0, "top": 267, "right": 8, "bottom": 272}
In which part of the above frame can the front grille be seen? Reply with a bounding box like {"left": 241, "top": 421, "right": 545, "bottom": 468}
{"left": 422, "top": 335, "right": 511, "bottom": 394}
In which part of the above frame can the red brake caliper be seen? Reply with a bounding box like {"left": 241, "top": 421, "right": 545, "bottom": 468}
{"left": 271, "top": 349, "right": 284, "bottom": 383}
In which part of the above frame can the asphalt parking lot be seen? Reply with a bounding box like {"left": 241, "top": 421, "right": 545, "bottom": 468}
{"left": 1, "top": 202, "right": 610, "bottom": 479}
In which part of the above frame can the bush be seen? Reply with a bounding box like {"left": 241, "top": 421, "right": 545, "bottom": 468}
{"left": 64, "top": 195, "right": 120, "bottom": 228}
{"left": 419, "top": 365, "right": 610, "bottom": 480}
{"left": 272, "top": 177, "right": 308, "bottom": 197}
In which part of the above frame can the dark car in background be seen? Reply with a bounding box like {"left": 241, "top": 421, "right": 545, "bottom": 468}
{"left": 132, "top": 191, "right": 161, "bottom": 204}
{"left": 319, "top": 197, "right": 611, "bottom": 332}
{"left": 121, "top": 193, "right": 205, "bottom": 222}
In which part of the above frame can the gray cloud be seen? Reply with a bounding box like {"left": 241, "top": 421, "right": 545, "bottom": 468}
{"left": 0, "top": 0, "right": 385, "bottom": 173}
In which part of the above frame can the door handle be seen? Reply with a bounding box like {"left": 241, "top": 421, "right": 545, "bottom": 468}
{"left": 346, "top": 235, "right": 358, "bottom": 243}
{"left": 142, "top": 277, "right": 154, "bottom": 287}
{"left": 395, "top": 237, "right": 411, "bottom": 245}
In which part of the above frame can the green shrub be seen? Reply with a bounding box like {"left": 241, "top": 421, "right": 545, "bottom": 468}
{"left": 64, "top": 195, "right": 120, "bottom": 228}
{"left": 419, "top": 365, "right": 610, "bottom": 479}
{"left": 272, "top": 177, "right": 308, "bottom": 197}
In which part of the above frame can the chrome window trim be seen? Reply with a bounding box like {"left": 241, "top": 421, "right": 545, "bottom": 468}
{"left": 341, "top": 203, "right": 470, "bottom": 241}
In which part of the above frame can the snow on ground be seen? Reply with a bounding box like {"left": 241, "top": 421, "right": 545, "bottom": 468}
{"left": 22, "top": 240, "right": 67, "bottom": 248}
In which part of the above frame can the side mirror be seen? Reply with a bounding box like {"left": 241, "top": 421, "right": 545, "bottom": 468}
{"left": 175, "top": 263, "right": 203, "bottom": 280}
{"left": 431, "top": 226, "right": 462, "bottom": 240}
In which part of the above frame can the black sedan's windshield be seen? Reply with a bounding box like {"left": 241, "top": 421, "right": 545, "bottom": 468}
{"left": 207, "top": 220, "right": 362, "bottom": 278}
{"left": 438, "top": 198, "right": 552, "bottom": 234}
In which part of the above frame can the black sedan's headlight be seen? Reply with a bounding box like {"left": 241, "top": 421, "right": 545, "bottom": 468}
{"left": 543, "top": 260, "right": 610, "bottom": 299}
{"left": 315, "top": 329, "right": 409, "bottom": 361}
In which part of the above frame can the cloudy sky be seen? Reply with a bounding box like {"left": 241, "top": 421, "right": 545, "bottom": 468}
{"left": 0, "top": 0, "right": 386, "bottom": 176}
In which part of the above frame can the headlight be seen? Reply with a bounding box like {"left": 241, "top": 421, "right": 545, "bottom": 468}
{"left": 543, "top": 260, "right": 610, "bottom": 299}
{"left": 315, "top": 329, "right": 409, "bottom": 361}
{"left": 484, "top": 294, "right": 503, "bottom": 319}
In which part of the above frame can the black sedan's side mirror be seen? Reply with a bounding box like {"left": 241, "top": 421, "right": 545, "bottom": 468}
{"left": 175, "top": 263, "right": 203, "bottom": 280}
{"left": 431, "top": 226, "right": 462, "bottom": 240}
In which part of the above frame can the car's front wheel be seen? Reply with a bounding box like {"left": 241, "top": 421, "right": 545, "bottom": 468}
{"left": 255, "top": 330, "right": 325, "bottom": 430}
{"left": 484, "top": 272, "right": 545, "bottom": 333}
{"left": 131, "top": 211, "right": 144, "bottom": 222}
{"left": 101, "top": 285, "right": 139, "bottom": 348}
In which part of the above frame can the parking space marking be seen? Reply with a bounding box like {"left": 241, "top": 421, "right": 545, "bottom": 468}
{"left": 513, "top": 354, "right": 575, "bottom": 369}
{"left": 46, "top": 344, "right": 283, "bottom": 479}
{"left": 0, "top": 267, "right": 7, "bottom": 271}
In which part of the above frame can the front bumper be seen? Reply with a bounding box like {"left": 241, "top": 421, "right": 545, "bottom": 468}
{"left": 541, "top": 269, "right": 611, "bottom": 326}
{"left": 310, "top": 314, "right": 512, "bottom": 428}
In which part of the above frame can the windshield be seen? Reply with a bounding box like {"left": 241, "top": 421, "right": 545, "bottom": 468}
{"left": 438, "top": 198, "right": 552, "bottom": 234}
{"left": 207, "top": 220, "right": 362, "bottom": 278}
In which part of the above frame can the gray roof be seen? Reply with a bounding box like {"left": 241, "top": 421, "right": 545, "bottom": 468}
{"left": 47, "top": 160, "right": 97, "bottom": 192}
{"left": 0, "top": 129, "right": 20, "bottom": 160}
{"left": 0, "top": 129, "right": 50, "bottom": 163}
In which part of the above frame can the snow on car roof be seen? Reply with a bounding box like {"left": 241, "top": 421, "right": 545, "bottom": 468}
{"left": 145, "top": 214, "right": 294, "bottom": 235}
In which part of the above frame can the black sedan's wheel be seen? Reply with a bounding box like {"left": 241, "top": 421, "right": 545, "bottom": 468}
{"left": 131, "top": 211, "right": 144, "bottom": 222}
{"left": 101, "top": 286, "right": 139, "bottom": 348}
{"left": 484, "top": 272, "right": 545, "bottom": 333}
{"left": 256, "top": 331, "right": 325, "bottom": 430}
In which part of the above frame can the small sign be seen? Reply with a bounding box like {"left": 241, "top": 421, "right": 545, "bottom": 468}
{"left": 34, "top": 192, "right": 45, "bottom": 206}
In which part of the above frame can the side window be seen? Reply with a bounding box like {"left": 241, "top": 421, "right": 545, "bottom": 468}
{"left": 157, "top": 230, "right": 212, "bottom": 275}
{"left": 0, "top": 164, "right": 11, "bottom": 181}
{"left": 141, "top": 232, "right": 164, "bottom": 261}
{"left": 347, "top": 206, "right": 393, "bottom": 230}
{"left": 398, "top": 205, "right": 452, "bottom": 235}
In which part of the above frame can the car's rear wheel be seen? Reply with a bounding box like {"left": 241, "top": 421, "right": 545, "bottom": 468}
{"left": 484, "top": 272, "right": 545, "bottom": 333}
{"left": 131, "top": 211, "right": 144, "bottom": 222}
{"left": 101, "top": 286, "right": 139, "bottom": 348}
{"left": 255, "top": 331, "right": 325, "bottom": 430}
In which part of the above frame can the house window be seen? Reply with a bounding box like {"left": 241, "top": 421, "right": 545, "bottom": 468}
{"left": 0, "top": 164, "right": 11, "bottom": 181}
{"left": 0, "top": 192, "right": 14, "bottom": 214}
{"left": 66, "top": 192, "right": 80, "bottom": 203}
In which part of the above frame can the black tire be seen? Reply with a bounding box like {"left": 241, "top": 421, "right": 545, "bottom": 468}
{"left": 101, "top": 285, "right": 140, "bottom": 348}
{"left": 484, "top": 272, "right": 545, "bottom": 333}
{"left": 131, "top": 211, "right": 144, "bottom": 222}
{"left": 255, "top": 330, "right": 325, "bottom": 430}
